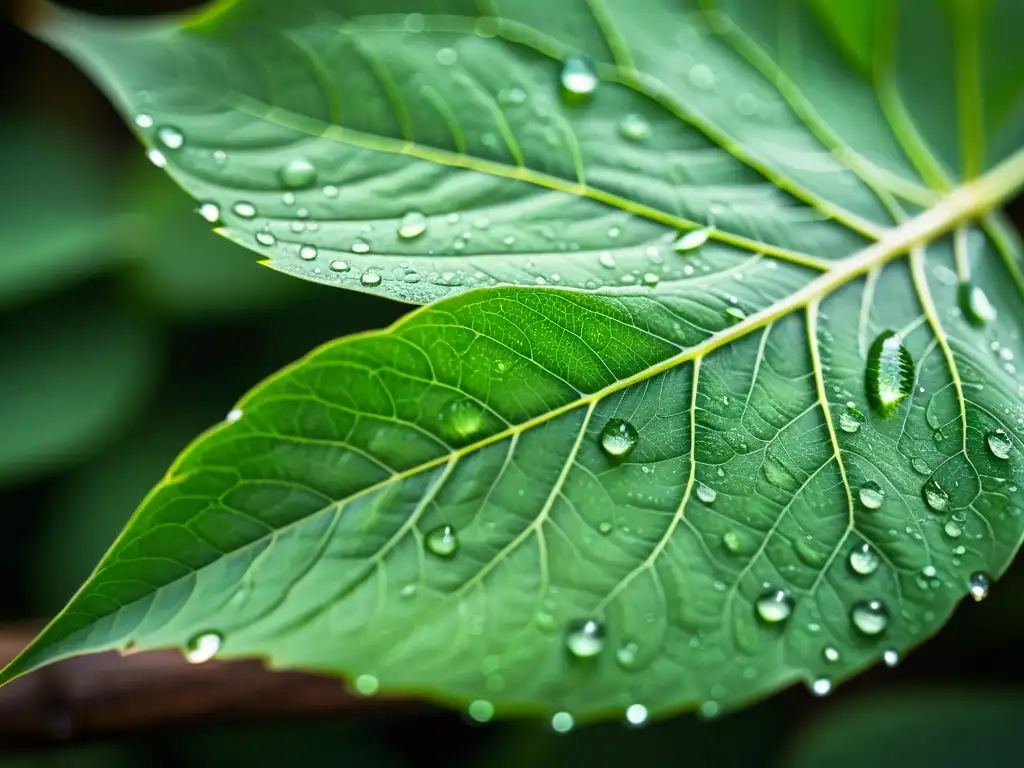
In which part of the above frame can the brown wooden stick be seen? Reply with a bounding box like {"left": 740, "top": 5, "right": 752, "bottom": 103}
{"left": 0, "top": 623, "right": 394, "bottom": 746}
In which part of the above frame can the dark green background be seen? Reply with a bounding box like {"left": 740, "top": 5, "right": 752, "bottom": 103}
{"left": 0, "top": 1, "right": 1022, "bottom": 765}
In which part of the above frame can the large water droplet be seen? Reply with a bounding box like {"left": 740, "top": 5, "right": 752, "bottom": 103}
{"left": 619, "top": 114, "right": 651, "bottom": 142}
{"left": 858, "top": 481, "right": 885, "bottom": 510}
{"left": 968, "top": 571, "right": 990, "bottom": 601}
{"left": 696, "top": 483, "right": 717, "bottom": 504}
{"left": 233, "top": 201, "right": 257, "bottom": 219}
{"left": 850, "top": 599, "right": 889, "bottom": 636}
{"left": 551, "top": 711, "right": 574, "bottom": 733}
{"left": 279, "top": 157, "right": 317, "bottom": 189}
{"left": 425, "top": 525, "right": 458, "bottom": 557}
{"left": 674, "top": 228, "right": 711, "bottom": 252}
{"left": 922, "top": 479, "right": 950, "bottom": 512}
{"left": 625, "top": 703, "right": 648, "bottom": 726}
{"left": 849, "top": 543, "right": 880, "bottom": 575}
{"left": 839, "top": 404, "right": 864, "bottom": 433}
{"left": 865, "top": 330, "right": 915, "bottom": 416}
{"left": 958, "top": 282, "right": 996, "bottom": 326}
{"left": 987, "top": 428, "right": 1011, "bottom": 460}
{"left": 468, "top": 699, "right": 494, "bottom": 723}
{"left": 599, "top": 418, "right": 638, "bottom": 458}
{"left": 560, "top": 56, "right": 598, "bottom": 99}
{"left": 398, "top": 211, "right": 428, "bottom": 239}
{"left": 185, "top": 631, "right": 222, "bottom": 664}
{"left": 565, "top": 618, "right": 606, "bottom": 658}
{"left": 157, "top": 125, "right": 184, "bottom": 150}
{"left": 755, "top": 590, "right": 794, "bottom": 624}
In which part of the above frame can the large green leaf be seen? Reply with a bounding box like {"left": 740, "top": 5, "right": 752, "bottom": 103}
{"left": 5, "top": 0, "right": 1024, "bottom": 725}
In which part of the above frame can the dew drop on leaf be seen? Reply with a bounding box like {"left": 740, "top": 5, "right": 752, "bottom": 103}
{"left": 598, "top": 251, "right": 616, "bottom": 268}
{"left": 560, "top": 56, "right": 598, "bottom": 99}
{"left": 441, "top": 399, "right": 484, "bottom": 442}
{"left": 839, "top": 403, "right": 864, "bottom": 433}
{"left": 360, "top": 271, "right": 382, "bottom": 287}
{"left": 858, "top": 481, "right": 885, "bottom": 510}
{"left": 278, "top": 157, "right": 317, "bottom": 189}
{"left": 299, "top": 245, "right": 318, "bottom": 261}
{"left": 468, "top": 699, "right": 495, "bottom": 723}
{"left": 922, "top": 479, "right": 950, "bottom": 512}
{"left": 225, "top": 408, "right": 243, "bottom": 423}
{"left": 755, "top": 590, "right": 794, "bottom": 624}
{"left": 642, "top": 272, "right": 660, "bottom": 286}
{"left": 398, "top": 211, "right": 428, "bottom": 239}
{"left": 619, "top": 114, "right": 652, "bottom": 142}
{"left": 722, "top": 530, "right": 743, "bottom": 553}
{"left": 958, "top": 282, "right": 997, "bottom": 326}
{"left": 696, "top": 483, "right": 717, "bottom": 504}
{"left": 688, "top": 63, "right": 716, "bottom": 90}
{"left": 823, "top": 646, "right": 840, "bottom": 663}
{"left": 987, "top": 428, "right": 1011, "bottom": 459}
{"left": 883, "top": 649, "right": 899, "bottom": 667}
{"left": 551, "top": 711, "right": 574, "bottom": 733}
{"left": 943, "top": 519, "right": 962, "bottom": 538}
{"left": 352, "top": 239, "right": 371, "bottom": 254}
{"left": 156, "top": 125, "right": 184, "bottom": 149}
{"left": 184, "top": 631, "right": 222, "bottom": 664}
{"left": 811, "top": 678, "right": 832, "bottom": 696}
{"left": 329, "top": 260, "right": 350, "bottom": 273}
{"left": 232, "top": 201, "right": 257, "bottom": 219}
{"left": 598, "top": 521, "right": 613, "bottom": 535}
{"left": 850, "top": 599, "right": 889, "bottom": 636}
{"left": 197, "top": 203, "right": 220, "bottom": 223}
{"left": 565, "top": 618, "right": 606, "bottom": 658}
{"left": 865, "top": 330, "right": 915, "bottom": 416}
{"left": 354, "top": 673, "right": 379, "bottom": 695}
{"left": 146, "top": 148, "right": 167, "bottom": 168}
{"left": 616, "top": 640, "right": 639, "bottom": 668}
{"left": 256, "top": 232, "right": 276, "bottom": 247}
{"left": 425, "top": 525, "right": 458, "bottom": 558}
{"left": 674, "top": 228, "right": 711, "bottom": 252}
{"left": 848, "top": 542, "right": 880, "bottom": 575}
{"left": 725, "top": 307, "right": 746, "bottom": 322}
{"left": 599, "top": 418, "right": 639, "bottom": 458}
{"left": 969, "top": 571, "right": 990, "bottom": 601}
{"left": 134, "top": 113, "right": 153, "bottom": 128}
{"left": 625, "top": 703, "right": 648, "bottom": 725}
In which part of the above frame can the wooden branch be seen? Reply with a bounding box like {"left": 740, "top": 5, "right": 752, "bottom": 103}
{"left": 0, "top": 623, "right": 396, "bottom": 747}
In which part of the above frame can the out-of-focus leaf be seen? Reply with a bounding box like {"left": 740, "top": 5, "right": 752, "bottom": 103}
{"left": 0, "top": 296, "right": 161, "bottom": 487}
{"left": 0, "top": 744, "right": 137, "bottom": 768}
{"left": 0, "top": 120, "right": 132, "bottom": 307}
{"left": 780, "top": 687, "right": 1024, "bottom": 768}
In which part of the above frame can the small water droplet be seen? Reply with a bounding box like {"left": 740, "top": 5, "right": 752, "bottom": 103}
{"left": 299, "top": 245, "right": 318, "bottom": 260}
{"left": 722, "top": 530, "right": 743, "bottom": 553}
{"left": 987, "top": 428, "right": 1011, "bottom": 460}
{"left": 499, "top": 86, "right": 527, "bottom": 106}
{"left": 360, "top": 271, "right": 382, "bottom": 287}
{"left": 157, "top": 126, "right": 184, "bottom": 150}
{"left": 849, "top": 542, "right": 880, "bottom": 575}
{"left": 565, "top": 618, "right": 605, "bottom": 658}
{"left": 560, "top": 56, "right": 598, "bottom": 99}
{"left": 619, "top": 114, "right": 652, "bottom": 142}
{"left": 755, "top": 589, "right": 794, "bottom": 624}
{"left": 198, "top": 203, "right": 220, "bottom": 223}
{"left": 399, "top": 583, "right": 417, "bottom": 598}
{"left": 551, "top": 711, "right": 574, "bottom": 733}
{"left": 642, "top": 272, "right": 660, "bottom": 286}
{"left": 969, "top": 571, "right": 990, "bottom": 601}
{"left": 943, "top": 520, "right": 962, "bottom": 538}
{"left": 688, "top": 63, "right": 716, "bottom": 90}
{"left": 468, "top": 699, "right": 494, "bottom": 723}
{"left": 858, "top": 481, "right": 885, "bottom": 510}
{"left": 811, "top": 678, "right": 832, "bottom": 696}
{"left": 674, "top": 227, "right": 711, "bottom": 252}
{"left": 625, "top": 703, "right": 648, "bottom": 725}
{"left": 330, "top": 260, "right": 350, "bottom": 273}
{"left": 279, "top": 157, "right": 317, "bottom": 189}
{"left": 436, "top": 47, "right": 458, "bottom": 65}
{"left": 146, "top": 148, "right": 167, "bottom": 168}
{"left": 725, "top": 307, "right": 746, "bottom": 322}
{"left": 233, "top": 202, "right": 257, "bottom": 219}
{"left": 398, "top": 211, "right": 428, "bottom": 239}
{"left": 598, "top": 251, "right": 617, "bottom": 268}
{"left": 958, "top": 282, "right": 997, "bottom": 326}
{"left": 823, "top": 646, "right": 840, "bottom": 663}
{"left": 213, "top": 149, "right": 228, "bottom": 164}
{"left": 323, "top": 184, "right": 339, "bottom": 198}
{"left": 598, "top": 521, "right": 613, "bottom": 535}
{"left": 865, "top": 330, "right": 915, "bottom": 416}
{"left": 425, "top": 525, "right": 458, "bottom": 557}
{"left": 225, "top": 408, "right": 243, "bottom": 423}
{"left": 354, "top": 673, "right": 379, "bottom": 695}
{"left": 922, "top": 480, "right": 950, "bottom": 512}
{"left": 839, "top": 404, "right": 864, "bottom": 433}
{"left": 185, "top": 632, "right": 222, "bottom": 664}
{"left": 696, "top": 483, "right": 717, "bottom": 504}
{"left": 256, "top": 232, "right": 276, "bottom": 247}
{"left": 134, "top": 113, "right": 153, "bottom": 129}
{"left": 616, "top": 640, "right": 639, "bottom": 668}
{"left": 912, "top": 456, "right": 931, "bottom": 474}
{"left": 599, "top": 418, "right": 638, "bottom": 458}
{"left": 850, "top": 599, "right": 889, "bottom": 636}
{"left": 352, "top": 239, "right": 371, "bottom": 254}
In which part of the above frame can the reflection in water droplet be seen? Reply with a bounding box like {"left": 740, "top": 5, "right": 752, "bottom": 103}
{"left": 858, "top": 481, "right": 885, "bottom": 510}
{"left": 560, "top": 56, "right": 598, "bottom": 98}
{"left": 468, "top": 699, "right": 494, "bottom": 723}
{"left": 157, "top": 126, "right": 184, "bottom": 149}
{"left": 565, "top": 619, "right": 606, "bottom": 658}
{"left": 279, "top": 157, "right": 317, "bottom": 189}
{"left": 354, "top": 674, "right": 379, "bottom": 695}
{"left": 398, "top": 211, "right": 428, "bottom": 239}
{"left": 696, "top": 483, "right": 717, "bottom": 504}
{"left": 619, "top": 114, "right": 652, "bottom": 142}
{"left": 616, "top": 641, "right": 639, "bottom": 668}
{"left": 360, "top": 271, "right": 382, "bottom": 287}
{"left": 850, "top": 599, "right": 889, "bottom": 636}
{"left": 839, "top": 404, "right": 864, "bottom": 433}
{"left": 674, "top": 228, "right": 711, "bottom": 252}
{"left": 849, "top": 543, "right": 880, "bottom": 575}
{"left": 599, "top": 418, "right": 638, "bottom": 458}
{"left": 198, "top": 203, "right": 220, "bottom": 223}
{"left": 865, "top": 330, "right": 915, "bottom": 416}
{"left": 987, "top": 428, "right": 1011, "bottom": 460}
{"left": 922, "top": 480, "right": 950, "bottom": 512}
{"left": 329, "top": 260, "right": 350, "bottom": 273}
{"left": 425, "top": 525, "right": 458, "bottom": 557}
{"left": 146, "top": 148, "right": 167, "bottom": 168}
{"left": 811, "top": 678, "right": 832, "bottom": 696}
{"left": 625, "top": 703, "right": 649, "bottom": 726}
{"left": 969, "top": 572, "right": 990, "bottom": 601}
{"left": 233, "top": 201, "right": 257, "bottom": 219}
{"left": 185, "top": 632, "right": 222, "bottom": 664}
{"left": 755, "top": 590, "right": 794, "bottom": 624}
{"left": 883, "top": 649, "right": 899, "bottom": 667}
{"left": 958, "top": 282, "right": 996, "bottom": 326}
{"left": 551, "top": 711, "right": 574, "bottom": 733}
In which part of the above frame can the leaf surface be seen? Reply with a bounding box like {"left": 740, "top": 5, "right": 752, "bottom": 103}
{"left": 5, "top": 0, "right": 1024, "bottom": 722}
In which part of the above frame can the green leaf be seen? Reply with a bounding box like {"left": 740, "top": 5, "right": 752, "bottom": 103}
{"left": 5, "top": 0, "right": 1024, "bottom": 724}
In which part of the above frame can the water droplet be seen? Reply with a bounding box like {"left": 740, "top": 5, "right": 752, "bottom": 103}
{"left": 642, "top": 272, "right": 660, "bottom": 287}
{"left": 499, "top": 87, "right": 527, "bottom": 106}
{"left": 565, "top": 618, "right": 605, "bottom": 658}
{"left": 551, "top": 711, "right": 574, "bottom": 733}
{"left": 225, "top": 408, "right": 243, "bottom": 423}
{"left": 146, "top": 148, "right": 167, "bottom": 168}
{"left": 399, "top": 583, "right": 417, "bottom": 598}
{"left": 398, "top": 211, "right": 428, "bottom": 239}
{"left": 625, "top": 703, "right": 648, "bottom": 726}
{"left": 912, "top": 456, "right": 931, "bottom": 474}
{"left": 823, "top": 646, "right": 840, "bottom": 663}
{"left": 425, "top": 525, "right": 458, "bottom": 557}
{"left": 882, "top": 649, "right": 899, "bottom": 667}
{"left": 352, "top": 239, "right": 371, "bottom": 254}
{"left": 299, "top": 245, "right": 318, "bottom": 260}
{"left": 599, "top": 418, "right": 638, "bottom": 458}
{"left": 468, "top": 699, "right": 494, "bottom": 723}
{"left": 969, "top": 571, "right": 990, "bottom": 601}
{"left": 185, "top": 632, "right": 222, "bottom": 664}
{"left": 134, "top": 113, "right": 153, "bottom": 128}
{"left": 436, "top": 47, "right": 458, "bottom": 65}
{"left": 811, "top": 678, "right": 832, "bottom": 696}
{"left": 922, "top": 565, "right": 937, "bottom": 578}
{"left": 329, "top": 260, "right": 350, "bottom": 273}
{"left": 279, "top": 157, "right": 317, "bottom": 189}
{"left": 233, "top": 202, "right": 257, "bottom": 219}
{"left": 722, "top": 530, "right": 743, "bottom": 554}
{"left": 360, "top": 271, "right": 382, "bottom": 287}
{"left": 688, "top": 63, "right": 716, "bottom": 90}
{"left": 850, "top": 599, "right": 889, "bottom": 636}
{"left": 958, "top": 282, "right": 996, "bottom": 326}
{"left": 849, "top": 542, "right": 880, "bottom": 575}
{"left": 157, "top": 126, "right": 184, "bottom": 150}
{"left": 256, "top": 232, "right": 276, "bottom": 247}
{"left": 865, "top": 330, "right": 915, "bottom": 416}
{"left": 354, "top": 673, "right": 379, "bottom": 695}
{"left": 213, "top": 150, "right": 228, "bottom": 164}
{"left": 198, "top": 203, "right": 220, "bottom": 223}
{"left": 598, "top": 251, "right": 616, "bottom": 269}
{"left": 674, "top": 227, "right": 711, "bottom": 252}
{"left": 755, "top": 590, "right": 794, "bottom": 624}
{"left": 560, "top": 56, "right": 598, "bottom": 99}
{"left": 619, "top": 114, "right": 652, "bottom": 142}
{"left": 696, "top": 483, "right": 717, "bottom": 504}
{"left": 616, "top": 641, "right": 639, "bottom": 668}
{"left": 323, "top": 184, "right": 339, "bottom": 198}
{"left": 839, "top": 404, "right": 864, "bottom": 433}
{"left": 944, "top": 519, "right": 962, "bottom": 538}
{"left": 598, "top": 521, "right": 613, "bottom": 535}
{"left": 987, "top": 428, "right": 1011, "bottom": 460}
{"left": 922, "top": 480, "right": 950, "bottom": 512}
{"left": 858, "top": 481, "right": 885, "bottom": 510}
{"left": 725, "top": 307, "right": 746, "bottom": 322}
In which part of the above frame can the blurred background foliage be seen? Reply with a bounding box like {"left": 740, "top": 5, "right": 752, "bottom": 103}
{"left": 0, "top": 0, "right": 1023, "bottom": 765}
